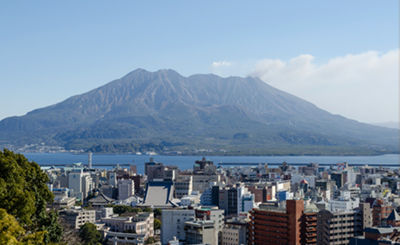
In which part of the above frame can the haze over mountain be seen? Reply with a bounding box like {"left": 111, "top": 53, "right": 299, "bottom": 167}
{"left": 371, "top": 122, "right": 399, "bottom": 130}
{"left": 0, "top": 69, "right": 398, "bottom": 155}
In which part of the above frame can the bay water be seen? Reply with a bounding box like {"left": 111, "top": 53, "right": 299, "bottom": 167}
{"left": 23, "top": 153, "right": 400, "bottom": 174}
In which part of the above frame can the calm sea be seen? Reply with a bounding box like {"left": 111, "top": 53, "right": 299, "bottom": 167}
{"left": 23, "top": 153, "right": 400, "bottom": 174}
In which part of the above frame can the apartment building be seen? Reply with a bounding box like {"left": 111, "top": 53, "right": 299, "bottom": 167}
{"left": 190, "top": 174, "right": 221, "bottom": 193}
{"left": 184, "top": 220, "right": 217, "bottom": 245}
{"left": 222, "top": 217, "right": 248, "bottom": 245}
{"left": 101, "top": 212, "right": 154, "bottom": 240}
{"left": 175, "top": 175, "right": 193, "bottom": 199}
{"left": 118, "top": 179, "right": 135, "bottom": 200}
{"left": 316, "top": 203, "right": 371, "bottom": 245}
{"left": 161, "top": 208, "right": 196, "bottom": 244}
{"left": 372, "top": 199, "right": 395, "bottom": 226}
{"left": 59, "top": 209, "right": 96, "bottom": 229}
{"left": 195, "top": 206, "right": 225, "bottom": 244}
{"left": 248, "top": 200, "right": 304, "bottom": 245}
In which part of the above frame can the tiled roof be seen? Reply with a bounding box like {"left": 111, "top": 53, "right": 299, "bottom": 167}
{"left": 89, "top": 193, "right": 114, "bottom": 204}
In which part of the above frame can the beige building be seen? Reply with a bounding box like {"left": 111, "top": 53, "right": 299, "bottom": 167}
{"left": 175, "top": 175, "right": 193, "bottom": 199}
{"left": 59, "top": 209, "right": 96, "bottom": 229}
{"left": 101, "top": 212, "right": 154, "bottom": 240}
{"left": 222, "top": 217, "right": 248, "bottom": 245}
{"left": 222, "top": 225, "right": 243, "bottom": 245}
{"left": 316, "top": 203, "right": 371, "bottom": 245}
{"left": 192, "top": 174, "right": 220, "bottom": 193}
{"left": 184, "top": 220, "right": 216, "bottom": 245}
{"left": 161, "top": 208, "right": 196, "bottom": 244}
{"left": 118, "top": 179, "right": 135, "bottom": 200}
{"left": 50, "top": 196, "right": 76, "bottom": 210}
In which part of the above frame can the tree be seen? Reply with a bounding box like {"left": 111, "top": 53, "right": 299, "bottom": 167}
{"left": 79, "top": 223, "right": 103, "bottom": 245}
{"left": 58, "top": 217, "right": 83, "bottom": 245}
{"left": 132, "top": 207, "right": 143, "bottom": 214}
{"left": 143, "top": 207, "right": 152, "bottom": 212}
{"left": 113, "top": 205, "right": 132, "bottom": 215}
{"left": 154, "top": 218, "right": 161, "bottom": 230}
{"left": 0, "top": 208, "right": 46, "bottom": 244}
{"left": 0, "top": 149, "right": 62, "bottom": 244}
{"left": 153, "top": 208, "right": 162, "bottom": 216}
{"left": 146, "top": 236, "right": 155, "bottom": 244}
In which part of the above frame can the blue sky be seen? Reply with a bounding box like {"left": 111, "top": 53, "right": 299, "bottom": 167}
{"left": 0, "top": 1, "right": 398, "bottom": 123}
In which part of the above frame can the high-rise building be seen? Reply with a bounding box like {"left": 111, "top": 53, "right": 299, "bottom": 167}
{"left": 248, "top": 200, "right": 304, "bottom": 245}
{"left": 316, "top": 203, "right": 371, "bottom": 245}
{"left": 331, "top": 173, "right": 344, "bottom": 188}
{"left": 118, "top": 179, "right": 135, "bottom": 200}
{"left": 88, "top": 152, "right": 92, "bottom": 169}
{"left": 161, "top": 208, "right": 196, "bottom": 244}
{"left": 195, "top": 206, "right": 225, "bottom": 244}
{"left": 184, "top": 220, "right": 216, "bottom": 245}
{"left": 372, "top": 199, "right": 394, "bottom": 226}
{"left": 145, "top": 157, "right": 164, "bottom": 181}
{"left": 109, "top": 172, "right": 117, "bottom": 187}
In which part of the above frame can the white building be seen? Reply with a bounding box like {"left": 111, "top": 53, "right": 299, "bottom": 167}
{"left": 175, "top": 175, "right": 193, "bottom": 199}
{"left": 118, "top": 179, "right": 135, "bottom": 200}
{"left": 237, "top": 187, "right": 255, "bottom": 215}
{"left": 161, "top": 208, "right": 195, "bottom": 244}
{"left": 59, "top": 209, "right": 96, "bottom": 229}
{"left": 109, "top": 172, "right": 117, "bottom": 187}
{"left": 180, "top": 191, "right": 201, "bottom": 207}
{"left": 68, "top": 171, "right": 93, "bottom": 201}
{"left": 68, "top": 171, "right": 82, "bottom": 197}
{"left": 291, "top": 174, "right": 316, "bottom": 188}
{"left": 329, "top": 190, "right": 359, "bottom": 212}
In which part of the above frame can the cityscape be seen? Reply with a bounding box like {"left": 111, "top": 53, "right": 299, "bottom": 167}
{"left": 0, "top": 1, "right": 399, "bottom": 245}
{"left": 36, "top": 153, "right": 400, "bottom": 244}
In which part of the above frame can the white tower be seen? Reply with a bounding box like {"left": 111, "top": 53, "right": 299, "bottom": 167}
{"left": 88, "top": 152, "right": 92, "bottom": 169}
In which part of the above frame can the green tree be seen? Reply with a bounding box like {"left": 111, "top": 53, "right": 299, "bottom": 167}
{"left": 153, "top": 208, "right": 162, "bottom": 216}
{"left": 154, "top": 218, "right": 161, "bottom": 230}
{"left": 143, "top": 207, "right": 152, "bottom": 212}
{"left": 0, "top": 208, "right": 46, "bottom": 244}
{"left": 79, "top": 223, "right": 103, "bottom": 245}
{"left": 132, "top": 207, "right": 143, "bottom": 214}
{"left": 113, "top": 205, "right": 133, "bottom": 215}
{"left": 146, "top": 236, "right": 155, "bottom": 244}
{"left": 0, "top": 149, "right": 62, "bottom": 244}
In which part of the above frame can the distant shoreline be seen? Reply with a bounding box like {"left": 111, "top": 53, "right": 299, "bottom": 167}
{"left": 19, "top": 151, "right": 400, "bottom": 157}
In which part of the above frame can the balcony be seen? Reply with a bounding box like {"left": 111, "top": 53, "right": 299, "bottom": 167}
{"left": 306, "top": 238, "right": 317, "bottom": 243}
{"left": 306, "top": 227, "right": 316, "bottom": 232}
{"left": 256, "top": 220, "right": 287, "bottom": 228}
{"left": 306, "top": 233, "right": 316, "bottom": 238}
{"left": 306, "top": 222, "right": 317, "bottom": 226}
{"left": 306, "top": 217, "right": 317, "bottom": 222}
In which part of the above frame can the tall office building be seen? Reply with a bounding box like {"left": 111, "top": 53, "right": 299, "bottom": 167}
{"left": 161, "top": 208, "right": 196, "bottom": 244}
{"left": 118, "top": 179, "right": 135, "bottom": 200}
{"left": 88, "top": 152, "right": 92, "bottom": 169}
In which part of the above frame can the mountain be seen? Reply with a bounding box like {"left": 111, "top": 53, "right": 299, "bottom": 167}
{"left": 0, "top": 69, "right": 398, "bottom": 155}
{"left": 371, "top": 122, "right": 399, "bottom": 130}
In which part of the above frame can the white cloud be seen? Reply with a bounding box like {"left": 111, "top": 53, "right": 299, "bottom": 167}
{"left": 248, "top": 49, "right": 399, "bottom": 123}
{"left": 208, "top": 61, "right": 233, "bottom": 76}
{"left": 210, "top": 61, "right": 232, "bottom": 68}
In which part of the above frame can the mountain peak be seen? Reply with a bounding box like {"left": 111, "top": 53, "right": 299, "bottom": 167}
{"left": 0, "top": 68, "right": 397, "bottom": 154}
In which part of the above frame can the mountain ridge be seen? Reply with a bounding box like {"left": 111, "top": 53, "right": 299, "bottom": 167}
{"left": 0, "top": 69, "right": 398, "bottom": 155}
